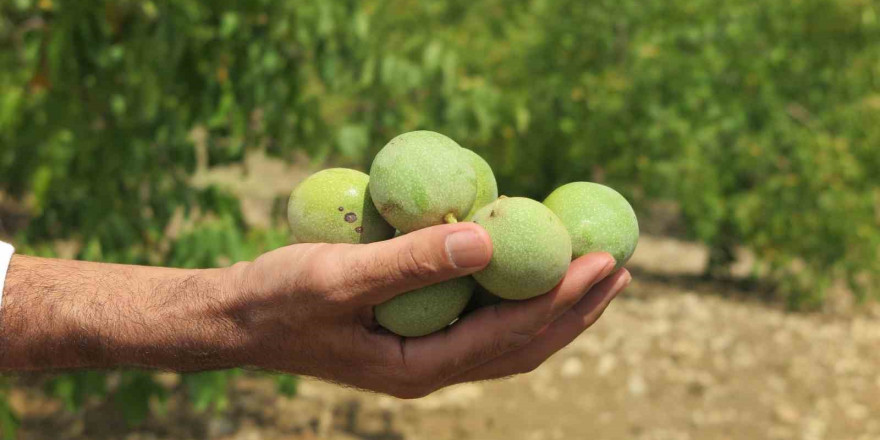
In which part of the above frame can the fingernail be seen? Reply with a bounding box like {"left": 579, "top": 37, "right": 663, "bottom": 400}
{"left": 446, "top": 230, "right": 490, "bottom": 268}
{"left": 600, "top": 256, "right": 617, "bottom": 278}
{"left": 611, "top": 272, "right": 632, "bottom": 297}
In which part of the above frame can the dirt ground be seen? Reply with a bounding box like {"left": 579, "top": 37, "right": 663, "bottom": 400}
{"left": 8, "top": 153, "right": 880, "bottom": 439}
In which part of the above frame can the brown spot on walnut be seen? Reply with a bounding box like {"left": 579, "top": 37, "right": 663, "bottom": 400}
{"left": 338, "top": 206, "right": 344, "bottom": 212}
{"left": 344, "top": 212, "right": 358, "bottom": 223}
{"left": 355, "top": 226, "right": 363, "bottom": 233}
{"left": 380, "top": 202, "right": 401, "bottom": 214}
{"left": 489, "top": 210, "right": 497, "bottom": 218}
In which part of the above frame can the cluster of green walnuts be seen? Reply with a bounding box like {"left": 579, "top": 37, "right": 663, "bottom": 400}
{"left": 288, "top": 131, "right": 639, "bottom": 337}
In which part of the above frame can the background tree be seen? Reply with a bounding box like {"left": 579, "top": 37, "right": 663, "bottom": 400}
{"left": 1, "top": 0, "right": 877, "bottom": 433}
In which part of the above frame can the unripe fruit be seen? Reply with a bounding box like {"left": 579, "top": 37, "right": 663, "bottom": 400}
{"left": 369, "top": 131, "right": 477, "bottom": 232}
{"left": 471, "top": 197, "right": 572, "bottom": 300}
{"left": 543, "top": 182, "right": 639, "bottom": 268}
{"left": 374, "top": 277, "right": 475, "bottom": 337}
{"left": 460, "top": 148, "right": 499, "bottom": 221}
{"left": 287, "top": 168, "right": 395, "bottom": 244}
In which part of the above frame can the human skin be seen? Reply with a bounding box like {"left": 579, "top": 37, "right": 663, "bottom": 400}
{"left": 0, "top": 223, "right": 630, "bottom": 398}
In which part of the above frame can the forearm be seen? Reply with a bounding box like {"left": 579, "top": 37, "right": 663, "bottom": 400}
{"left": 0, "top": 255, "right": 250, "bottom": 372}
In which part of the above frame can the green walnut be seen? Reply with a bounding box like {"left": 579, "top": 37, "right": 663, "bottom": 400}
{"left": 287, "top": 168, "right": 395, "bottom": 244}
{"left": 543, "top": 182, "right": 639, "bottom": 268}
{"left": 369, "top": 131, "right": 477, "bottom": 232}
{"left": 374, "top": 276, "right": 476, "bottom": 337}
{"left": 460, "top": 148, "right": 498, "bottom": 221}
{"left": 471, "top": 197, "right": 572, "bottom": 300}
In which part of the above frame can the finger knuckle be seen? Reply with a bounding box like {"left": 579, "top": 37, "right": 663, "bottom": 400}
{"left": 304, "top": 245, "right": 352, "bottom": 299}
{"left": 490, "top": 306, "right": 540, "bottom": 351}
{"left": 507, "top": 327, "right": 540, "bottom": 350}
{"left": 307, "top": 270, "right": 337, "bottom": 298}
{"left": 396, "top": 244, "right": 438, "bottom": 281}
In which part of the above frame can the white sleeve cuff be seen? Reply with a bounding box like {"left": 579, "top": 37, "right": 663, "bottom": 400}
{"left": 0, "top": 241, "right": 14, "bottom": 310}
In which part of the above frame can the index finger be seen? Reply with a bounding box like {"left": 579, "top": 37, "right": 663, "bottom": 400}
{"left": 446, "top": 268, "right": 631, "bottom": 385}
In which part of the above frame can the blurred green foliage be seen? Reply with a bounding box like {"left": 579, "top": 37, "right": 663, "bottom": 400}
{"left": 0, "top": 0, "right": 878, "bottom": 433}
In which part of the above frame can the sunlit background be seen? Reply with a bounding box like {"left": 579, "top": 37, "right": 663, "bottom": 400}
{"left": 1, "top": 0, "right": 879, "bottom": 439}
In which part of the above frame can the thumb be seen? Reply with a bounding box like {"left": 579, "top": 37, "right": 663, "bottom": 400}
{"left": 334, "top": 222, "right": 492, "bottom": 305}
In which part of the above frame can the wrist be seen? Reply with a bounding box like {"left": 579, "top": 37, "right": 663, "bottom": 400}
{"left": 111, "top": 263, "right": 255, "bottom": 371}
{"left": 214, "top": 261, "right": 258, "bottom": 367}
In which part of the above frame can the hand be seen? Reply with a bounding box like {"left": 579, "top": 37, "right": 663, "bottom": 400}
{"left": 0, "top": 223, "right": 630, "bottom": 397}
{"left": 229, "top": 222, "right": 631, "bottom": 398}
